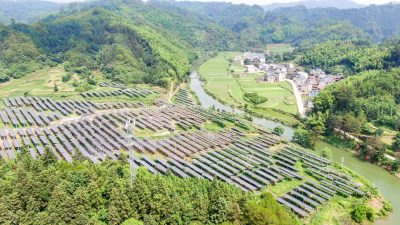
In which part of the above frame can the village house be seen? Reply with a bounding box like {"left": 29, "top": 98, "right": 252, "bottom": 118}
{"left": 239, "top": 51, "right": 343, "bottom": 96}
{"left": 243, "top": 52, "right": 266, "bottom": 63}
{"left": 245, "top": 65, "right": 258, "bottom": 73}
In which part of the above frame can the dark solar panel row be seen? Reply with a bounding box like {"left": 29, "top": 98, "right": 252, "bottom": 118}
{"left": 282, "top": 194, "right": 315, "bottom": 212}
{"left": 276, "top": 197, "right": 308, "bottom": 217}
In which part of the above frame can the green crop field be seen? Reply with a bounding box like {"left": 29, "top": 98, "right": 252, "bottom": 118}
{"left": 199, "top": 52, "right": 299, "bottom": 125}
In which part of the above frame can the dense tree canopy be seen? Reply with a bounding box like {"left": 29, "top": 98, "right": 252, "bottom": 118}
{"left": 298, "top": 40, "right": 400, "bottom": 75}
{"left": 0, "top": 148, "right": 297, "bottom": 224}
{"left": 0, "top": 5, "right": 196, "bottom": 86}
{"left": 313, "top": 68, "right": 400, "bottom": 131}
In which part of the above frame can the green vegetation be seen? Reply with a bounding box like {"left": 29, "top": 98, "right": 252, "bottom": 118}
{"left": 243, "top": 92, "right": 268, "bottom": 105}
{"left": 0, "top": 4, "right": 196, "bottom": 88}
{"left": 199, "top": 52, "right": 299, "bottom": 126}
{"left": 169, "top": 1, "right": 400, "bottom": 46}
{"left": 352, "top": 205, "right": 375, "bottom": 223}
{"left": 0, "top": 147, "right": 298, "bottom": 225}
{"left": 313, "top": 68, "right": 400, "bottom": 133}
{"left": 298, "top": 40, "right": 400, "bottom": 75}
{"left": 0, "top": 0, "right": 62, "bottom": 24}
{"left": 267, "top": 44, "right": 294, "bottom": 54}
{"left": 292, "top": 128, "right": 315, "bottom": 149}
{"left": 273, "top": 126, "right": 285, "bottom": 136}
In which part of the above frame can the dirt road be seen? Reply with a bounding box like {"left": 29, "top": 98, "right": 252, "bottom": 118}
{"left": 285, "top": 79, "right": 305, "bottom": 118}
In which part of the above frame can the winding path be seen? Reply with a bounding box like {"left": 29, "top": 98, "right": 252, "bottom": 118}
{"left": 167, "top": 82, "right": 184, "bottom": 104}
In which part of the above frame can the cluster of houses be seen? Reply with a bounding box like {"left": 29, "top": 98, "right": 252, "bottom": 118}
{"left": 235, "top": 52, "right": 344, "bottom": 109}
{"left": 235, "top": 52, "right": 343, "bottom": 93}
{"left": 261, "top": 63, "right": 343, "bottom": 93}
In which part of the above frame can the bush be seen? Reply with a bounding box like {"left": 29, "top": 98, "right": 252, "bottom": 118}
{"left": 121, "top": 218, "right": 144, "bottom": 225}
{"left": 375, "top": 128, "right": 384, "bottom": 136}
{"left": 362, "top": 123, "right": 375, "bottom": 135}
{"left": 273, "top": 126, "right": 285, "bottom": 136}
{"left": 243, "top": 92, "right": 268, "bottom": 105}
{"left": 75, "top": 84, "right": 93, "bottom": 92}
{"left": 292, "top": 128, "right": 315, "bottom": 149}
{"left": 0, "top": 73, "right": 10, "bottom": 83}
{"left": 62, "top": 73, "right": 73, "bottom": 82}
{"left": 72, "top": 79, "right": 79, "bottom": 87}
{"left": 352, "top": 205, "right": 374, "bottom": 223}
{"left": 87, "top": 77, "right": 97, "bottom": 85}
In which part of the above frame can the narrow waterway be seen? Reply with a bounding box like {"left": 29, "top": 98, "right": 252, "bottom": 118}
{"left": 189, "top": 71, "right": 294, "bottom": 139}
{"left": 189, "top": 70, "right": 399, "bottom": 225}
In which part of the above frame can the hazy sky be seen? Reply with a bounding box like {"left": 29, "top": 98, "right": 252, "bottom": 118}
{"left": 173, "top": 0, "right": 398, "bottom": 5}
{"left": 47, "top": 0, "right": 399, "bottom": 5}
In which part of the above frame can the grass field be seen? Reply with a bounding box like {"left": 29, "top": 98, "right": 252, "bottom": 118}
{"left": 199, "top": 52, "right": 299, "bottom": 125}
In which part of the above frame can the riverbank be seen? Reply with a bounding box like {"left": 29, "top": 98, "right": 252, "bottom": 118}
{"left": 197, "top": 53, "right": 301, "bottom": 127}
{"left": 323, "top": 133, "right": 400, "bottom": 179}
{"left": 189, "top": 69, "right": 395, "bottom": 224}
{"left": 314, "top": 141, "right": 400, "bottom": 225}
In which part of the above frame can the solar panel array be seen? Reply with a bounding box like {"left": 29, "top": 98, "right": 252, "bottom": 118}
{"left": 0, "top": 94, "right": 367, "bottom": 220}
{"left": 99, "top": 82, "right": 127, "bottom": 89}
{"left": 81, "top": 88, "right": 160, "bottom": 99}
{"left": 274, "top": 146, "right": 366, "bottom": 217}
{"left": 174, "top": 88, "right": 194, "bottom": 106}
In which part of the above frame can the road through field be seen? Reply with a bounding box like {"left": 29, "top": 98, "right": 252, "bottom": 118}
{"left": 285, "top": 79, "right": 305, "bottom": 118}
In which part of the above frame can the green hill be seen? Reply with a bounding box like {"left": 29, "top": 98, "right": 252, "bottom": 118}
{"left": 0, "top": 5, "right": 197, "bottom": 87}
{"left": 0, "top": 0, "right": 63, "bottom": 24}
{"left": 169, "top": 1, "right": 400, "bottom": 46}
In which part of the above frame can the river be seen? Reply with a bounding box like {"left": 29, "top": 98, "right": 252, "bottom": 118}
{"left": 189, "top": 70, "right": 400, "bottom": 225}
{"left": 189, "top": 71, "right": 294, "bottom": 139}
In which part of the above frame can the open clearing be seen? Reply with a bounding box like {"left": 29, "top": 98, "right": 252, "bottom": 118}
{"left": 0, "top": 67, "right": 166, "bottom": 105}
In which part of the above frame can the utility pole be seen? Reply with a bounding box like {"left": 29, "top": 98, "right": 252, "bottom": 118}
{"left": 124, "top": 118, "right": 136, "bottom": 188}
{"left": 341, "top": 156, "right": 344, "bottom": 168}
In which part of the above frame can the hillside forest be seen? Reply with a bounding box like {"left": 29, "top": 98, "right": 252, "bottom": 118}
{"left": 0, "top": 147, "right": 297, "bottom": 225}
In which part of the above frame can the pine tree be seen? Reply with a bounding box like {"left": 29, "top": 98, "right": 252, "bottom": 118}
{"left": 41, "top": 147, "right": 58, "bottom": 166}
{"left": 46, "top": 186, "right": 70, "bottom": 224}
{"left": 108, "top": 206, "right": 120, "bottom": 225}
{"left": 209, "top": 197, "right": 229, "bottom": 224}
{"left": 71, "top": 187, "right": 89, "bottom": 220}
{"left": 109, "top": 187, "right": 131, "bottom": 222}
{"left": 88, "top": 180, "right": 102, "bottom": 210}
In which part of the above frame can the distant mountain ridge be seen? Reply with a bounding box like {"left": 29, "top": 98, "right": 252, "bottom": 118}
{"left": 0, "top": 0, "right": 63, "bottom": 24}
{"left": 262, "top": 0, "right": 366, "bottom": 11}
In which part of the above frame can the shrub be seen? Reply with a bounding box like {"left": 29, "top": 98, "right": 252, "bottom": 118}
{"left": 352, "top": 205, "right": 374, "bottom": 223}
{"left": 243, "top": 92, "right": 268, "bottom": 105}
{"left": 273, "top": 126, "right": 285, "bottom": 136}
{"left": 62, "top": 73, "right": 73, "bottom": 82}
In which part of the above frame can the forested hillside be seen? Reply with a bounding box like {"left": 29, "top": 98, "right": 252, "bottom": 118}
{"left": 0, "top": 147, "right": 297, "bottom": 224}
{"left": 262, "top": 0, "right": 366, "bottom": 11}
{"left": 313, "top": 68, "right": 400, "bottom": 129}
{"left": 169, "top": 0, "right": 400, "bottom": 46}
{"left": 0, "top": 5, "right": 196, "bottom": 87}
{"left": 298, "top": 40, "right": 400, "bottom": 75}
{"left": 57, "top": 0, "right": 249, "bottom": 51}
{"left": 272, "top": 4, "right": 400, "bottom": 42}
{"left": 0, "top": 0, "right": 62, "bottom": 24}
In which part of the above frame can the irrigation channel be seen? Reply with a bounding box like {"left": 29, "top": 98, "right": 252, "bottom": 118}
{"left": 189, "top": 70, "right": 400, "bottom": 225}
